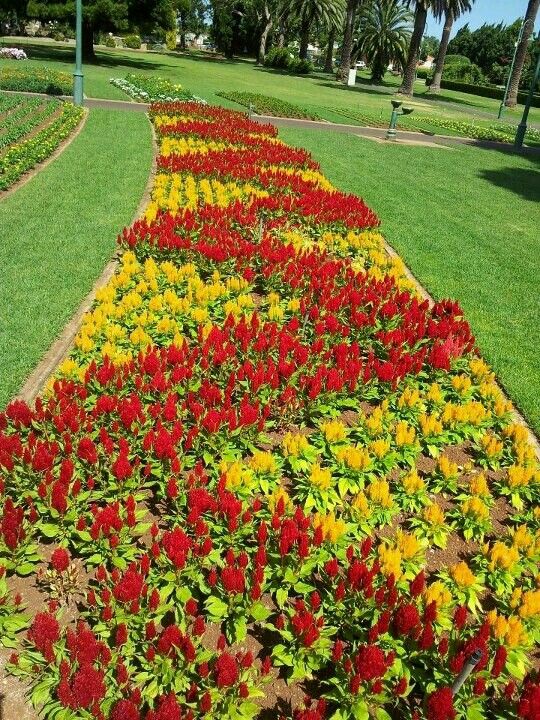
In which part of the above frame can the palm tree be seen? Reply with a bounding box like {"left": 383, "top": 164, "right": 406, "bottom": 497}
{"left": 356, "top": 0, "right": 413, "bottom": 83}
{"left": 429, "top": 0, "right": 474, "bottom": 93}
{"left": 505, "top": 0, "right": 540, "bottom": 107}
{"left": 337, "top": 0, "right": 361, "bottom": 81}
{"left": 399, "top": 0, "right": 444, "bottom": 96}
{"left": 291, "top": 0, "right": 346, "bottom": 60}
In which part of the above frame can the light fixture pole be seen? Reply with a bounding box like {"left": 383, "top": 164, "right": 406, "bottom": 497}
{"left": 515, "top": 48, "right": 540, "bottom": 149}
{"left": 498, "top": 17, "right": 534, "bottom": 120}
{"left": 73, "top": 0, "right": 84, "bottom": 105}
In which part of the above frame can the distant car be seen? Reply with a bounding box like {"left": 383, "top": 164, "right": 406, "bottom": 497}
{"left": 356, "top": 60, "right": 366, "bottom": 69}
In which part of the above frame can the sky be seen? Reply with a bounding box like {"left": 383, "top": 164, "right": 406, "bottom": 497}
{"left": 425, "top": 0, "right": 540, "bottom": 39}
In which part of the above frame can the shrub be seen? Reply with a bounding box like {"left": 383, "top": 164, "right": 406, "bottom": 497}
{"left": 51, "top": 31, "right": 65, "bottom": 42}
{"left": 416, "top": 68, "right": 431, "bottom": 80}
{"left": 264, "top": 47, "right": 291, "bottom": 69}
{"left": 0, "top": 66, "right": 71, "bottom": 95}
{"left": 123, "top": 34, "right": 142, "bottom": 50}
{"left": 166, "top": 30, "right": 177, "bottom": 51}
{"left": 443, "top": 59, "right": 484, "bottom": 84}
{"left": 288, "top": 57, "right": 314, "bottom": 75}
{"left": 104, "top": 35, "right": 116, "bottom": 48}
{"left": 437, "top": 79, "right": 540, "bottom": 108}
{"left": 444, "top": 54, "right": 471, "bottom": 66}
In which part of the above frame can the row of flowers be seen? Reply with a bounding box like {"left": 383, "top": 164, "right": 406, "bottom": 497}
{"left": 0, "top": 47, "right": 28, "bottom": 60}
{"left": 1, "top": 101, "right": 539, "bottom": 720}
{"left": 110, "top": 75, "right": 204, "bottom": 104}
{"left": 0, "top": 99, "right": 84, "bottom": 190}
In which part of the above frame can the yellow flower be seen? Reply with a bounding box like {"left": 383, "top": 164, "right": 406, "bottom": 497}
{"left": 365, "top": 407, "right": 385, "bottom": 436}
{"left": 511, "top": 525, "right": 533, "bottom": 551}
{"left": 249, "top": 451, "right": 277, "bottom": 474}
{"left": 401, "top": 469, "right": 425, "bottom": 494}
{"left": 398, "top": 386, "right": 421, "bottom": 408}
{"left": 309, "top": 464, "right": 332, "bottom": 490}
{"left": 336, "top": 445, "right": 371, "bottom": 471}
{"left": 394, "top": 420, "right": 416, "bottom": 446}
{"left": 268, "top": 487, "right": 291, "bottom": 512}
{"left": 437, "top": 455, "right": 458, "bottom": 479}
{"left": 396, "top": 530, "right": 421, "bottom": 560}
{"left": 313, "top": 512, "right": 346, "bottom": 543}
{"left": 221, "top": 461, "right": 253, "bottom": 490}
{"left": 378, "top": 545, "right": 402, "bottom": 580}
{"left": 367, "top": 479, "right": 392, "bottom": 508}
{"left": 451, "top": 375, "right": 472, "bottom": 395}
{"left": 282, "top": 433, "right": 309, "bottom": 457}
{"left": 469, "top": 358, "right": 492, "bottom": 380}
{"left": 507, "top": 465, "right": 536, "bottom": 488}
{"left": 321, "top": 420, "right": 347, "bottom": 443}
{"left": 369, "top": 438, "right": 390, "bottom": 459}
{"left": 423, "top": 503, "right": 445, "bottom": 526}
{"left": 519, "top": 590, "right": 540, "bottom": 619}
{"left": 419, "top": 413, "right": 443, "bottom": 437}
{"left": 462, "top": 496, "right": 490, "bottom": 520}
{"left": 506, "top": 616, "right": 529, "bottom": 646}
{"left": 487, "top": 611, "right": 509, "bottom": 641}
{"left": 451, "top": 561, "right": 477, "bottom": 588}
{"left": 425, "top": 581, "right": 451, "bottom": 608}
{"left": 510, "top": 588, "right": 523, "bottom": 609}
{"left": 426, "top": 383, "right": 443, "bottom": 403}
{"left": 469, "top": 473, "right": 490, "bottom": 497}
{"left": 480, "top": 432, "right": 504, "bottom": 458}
{"left": 488, "top": 542, "right": 519, "bottom": 571}
{"left": 351, "top": 492, "right": 371, "bottom": 517}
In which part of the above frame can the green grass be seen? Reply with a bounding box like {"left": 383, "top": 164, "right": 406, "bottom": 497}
{"left": 2, "top": 39, "right": 539, "bottom": 130}
{"left": 0, "top": 107, "right": 153, "bottom": 408}
{"left": 278, "top": 127, "right": 540, "bottom": 434}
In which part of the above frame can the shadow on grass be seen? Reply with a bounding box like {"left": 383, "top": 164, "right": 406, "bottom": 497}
{"left": 315, "top": 80, "right": 396, "bottom": 98}
{"left": 479, "top": 166, "right": 540, "bottom": 202}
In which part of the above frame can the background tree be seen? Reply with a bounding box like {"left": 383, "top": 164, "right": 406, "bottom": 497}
{"left": 505, "top": 0, "right": 540, "bottom": 107}
{"left": 336, "top": 0, "right": 360, "bottom": 81}
{"left": 429, "top": 0, "right": 473, "bottom": 93}
{"left": 288, "top": 0, "right": 345, "bottom": 61}
{"left": 420, "top": 33, "right": 439, "bottom": 59}
{"left": 399, "top": 0, "right": 444, "bottom": 95}
{"left": 355, "top": 0, "right": 412, "bottom": 82}
{"left": 177, "top": 0, "right": 208, "bottom": 50}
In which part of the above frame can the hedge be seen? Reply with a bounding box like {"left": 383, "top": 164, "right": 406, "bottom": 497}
{"left": 432, "top": 79, "right": 540, "bottom": 108}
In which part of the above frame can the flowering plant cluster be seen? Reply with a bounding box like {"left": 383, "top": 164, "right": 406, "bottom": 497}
{"left": 111, "top": 74, "right": 204, "bottom": 104}
{"left": 0, "top": 96, "right": 83, "bottom": 190}
{"left": 0, "top": 47, "right": 27, "bottom": 60}
{"left": 1, "top": 101, "right": 539, "bottom": 720}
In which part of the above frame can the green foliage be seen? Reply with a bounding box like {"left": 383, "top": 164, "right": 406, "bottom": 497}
{"left": 104, "top": 35, "right": 117, "bottom": 48}
{"left": 123, "top": 33, "right": 142, "bottom": 49}
{"left": 264, "top": 47, "right": 314, "bottom": 74}
{"left": 355, "top": 0, "right": 413, "bottom": 83}
{"left": 0, "top": 65, "right": 71, "bottom": 94}
{"left": 111, "top": 73, "right": 199, "bottom": 101}
{"left": 421, "top": 33, "right": 439, "bottom": 60}
{"left": 442, "top": 58, "right": 484, "bottom": 84}
{"left": 217, "top": 90, "right": 320, "bottom": 119}
{"left": 166, "top": 29, "right": 177, "bottom": 51}
{"left": 436, "top": 78, "right": 540, "bottom": 108}
{"left": 264, "top": 46, "right": 291, "bottom": 69}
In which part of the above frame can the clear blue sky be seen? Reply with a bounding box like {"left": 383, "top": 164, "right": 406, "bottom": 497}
{"left": 425, "top": 0, "right": 540, "bottom": 38}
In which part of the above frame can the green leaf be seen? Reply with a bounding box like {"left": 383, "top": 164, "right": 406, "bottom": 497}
{"left": 40, "top": 523, "right": 60, "bottom": 538}
{"left": 205, "top": 596, "right": 228, "bottom": 619}
{"left": 466, "top": 703, "right": 486, "bottom": 720}
{"left": 375, "top": 709, "right": 392, "bottom": 720}
{"left": 250, "top": 601, "right": 270, "bottom": 622}
{"left": 275, "top": 587, "right": 289, "bottom": 607}
{"left": 352, "top": 701, "right": 370, "bottom": 720}
{"left": 17, "top": 562, "right": 37, "bottom": 576}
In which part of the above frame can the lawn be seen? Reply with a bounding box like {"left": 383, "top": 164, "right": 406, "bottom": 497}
{"left": 278, "top": 127, "right": 540, "bottom": 434}
{"left": 0, "top": 107, "right": 153, "bottom": 408}
{"left": 2, "top": 39, "right": 539, "bottom": 130}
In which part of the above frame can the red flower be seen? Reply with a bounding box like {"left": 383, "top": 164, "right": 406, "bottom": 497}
{"left": 115, "top": 623, "right": 128, "bottom": 646}
{"left": 215, "top": 652, "right": 239, "bottom": 688}
{"left": 491, "top": 645, "right": 507, "bottom": 678}
{"left": 355, "top": 645, "right": 388, "bottom": 681}
{"left": 50, "top": 548, "right": 70, "bottom": 573}
{"left": 113, "top": 567, "right": 144, "bottom": 603}
{"left": 425, "top": 687, "right": 456, "bottom": 720}
{"left": 111, "top": 700, "right": 140, "bottom": 720}
{"left": 453, "top": 605, "right": 467, "bottom": 630}
{"left": 71, "top": 663, "right": 106, "bottom": 709}
{"left": 28, "top": 611, "right": 60, "bottom": 663}
{"left": 393, "top": 603, "right": 420, "bottom": 637}
{"left": 200, "top": 691, "right": 212, "bottom": 713}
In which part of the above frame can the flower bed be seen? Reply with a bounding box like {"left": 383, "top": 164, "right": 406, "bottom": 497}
{"left": 0, "top": 66, "right": 72, "bottom": 95}
{"left": 0, "top": 98, "right": 84, "bottom": 190}
{"left": 0, "top": 47, "right": 28, "bottom": 60}
{"left": 217, "top": 91, "right": 321, "bottom": 120}
{"left": 1, "top": 102, "right": 539, "bottom": 720}
{"left": 111, "top": 74, "right": 203, "bottom": 103}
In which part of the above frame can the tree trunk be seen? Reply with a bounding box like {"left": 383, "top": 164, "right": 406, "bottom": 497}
{"left": 429, "top": 8, "right": 453, "bottom": 93}
{"left": 324, "top": 27, "right": 335, "bottom": 73}
{"left": 505, "top": 0, "right": 540, "bottom": 107}
{"left": 337, "top": 0, "right": 358, "bottom": 82}
{"left": 82, "top": 20, "right": 96, "bottom": 62}
{"left": 277, "top": 29, "right": 285, "bottom": 48}
{"left": 398, "top": 5, "right": 427, "bottom": 96}
{"left": 299, "top": 16, "right": 311, "bottom": 60}
{"left": 257, "top": 3, "right": 273, "bottom": 65}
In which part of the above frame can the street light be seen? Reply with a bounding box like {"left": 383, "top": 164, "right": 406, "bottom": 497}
{"left": 498, "top": 17, "right": 534, "bottom": 120}
{"left": 73, "top": 0, "right": 84, "bottom": 106}
{"left": 515, "top": 47, "right": 540, "bottom": 149}
{"left": 386, "top": 100, "right": 414, "bottom": 141}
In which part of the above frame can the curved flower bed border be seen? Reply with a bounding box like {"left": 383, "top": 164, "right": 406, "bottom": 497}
{"left": 0, "top": 102, "right": 539, "bottom": 720}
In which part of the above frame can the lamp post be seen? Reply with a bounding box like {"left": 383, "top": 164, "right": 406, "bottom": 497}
{"left": 386, "top": 100, "right": 414, "bottom": 141}
{"left": 73, "top": 0, "right": 84, "bottom": 106}
{"left": 498, "top": 17, "right": 534, "bottom": 120}
{"left": 515, "top": 48, "right": 540, "bottom": 149}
